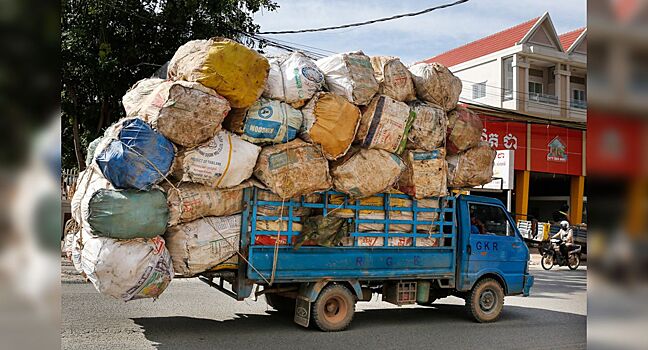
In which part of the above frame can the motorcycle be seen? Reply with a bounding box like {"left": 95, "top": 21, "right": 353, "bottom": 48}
{"left": 539, "top": 238, "right": 582, "bottom": 270}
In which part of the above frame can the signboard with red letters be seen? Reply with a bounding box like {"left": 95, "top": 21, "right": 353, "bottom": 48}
{"left": 478, "top": 114, "right": 584, "bottom": 176}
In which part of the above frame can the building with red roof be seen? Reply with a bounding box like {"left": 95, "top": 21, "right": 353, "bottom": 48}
{"left": 420, "top": 12, "right": 587, "bottom": 123}
{"left": 418, "top": 12, "right": 587, "bottom": 225}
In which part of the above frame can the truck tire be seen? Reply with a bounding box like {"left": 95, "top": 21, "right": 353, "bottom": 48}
{"left": 311, "top": 284, "right": 355, "bottom": 332}
{"left": 265, "top": 294, "right": 295, "bottom": 314}
{"left": 467, "top": 278, "right": 504, "bottom": 323}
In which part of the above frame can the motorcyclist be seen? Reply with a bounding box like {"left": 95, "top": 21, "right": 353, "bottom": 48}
{"left": 551, "top": 220, "right": 573, "bottom": 260}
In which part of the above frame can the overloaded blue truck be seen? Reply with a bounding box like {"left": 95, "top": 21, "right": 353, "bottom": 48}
{"left": 200, "top": 187, "right": 534, "bottom": 331}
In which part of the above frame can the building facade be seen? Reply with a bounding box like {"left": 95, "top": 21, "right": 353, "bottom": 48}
{"left": 421, "top": 12, "right": 587, "bottom": 225}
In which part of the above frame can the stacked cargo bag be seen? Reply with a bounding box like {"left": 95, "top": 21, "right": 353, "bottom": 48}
{"left": 254, "top": 139, "right": 332, "bottom": 199}
{"left": 178, "top": 130, "right": 261, "bottom": 188}
{"left": 222, "top": 107, "right": 248, "bottom": 134}
{"left": 300, "top": 92, "right": 362, "bottom": 160}
{"left": 329, "top": 193, "right": 439, "bottom": 233}
{"left": 94, "top": 118, "right": 175, "bottom": 190}
{"left": 253, "top": 191, "right": 321, "bottom": 246}
{"left": 406, "top": 102, "right": 448, "bottom": 151}
{"left": 241, "top": 98, "right": 303, "bottom": 144}
{"left": 165, "top": 180, "right": 255, "bottom": 226}
{"left": 446, "top": 106, "right": 483, "bottom": 155}
{"left": 370, "top": 56, "right": 416, "bottom": 102}
{"left": 81, "top": 235, "right": 174, "bottom": 301}
{"left": 123, "top": 79, "right": 231, "bottom": 148}
{"left": 167, "top": 37, "right": 270, "bottom": 109}
{"left": 355, "top": 95, "right": 414, "bottom": 153}
{"left": 85, "top": 136, "right": 103, "bottom": 167}
{"left": 330, "top": 148, "right": 405, "bottom": 198}
{"left": 447, "top": 141, "right": 496, "bottom": 188}
{"left": 165, "top": 215, "right": 241, "bottom": 277}
{"left": 409, "top": 62, "right": 462, "bottom": 111}
{"left": 316, "top": 52, "right": 379, "bottom": 105}
{"left": 72, "top": 168, "right": 168, "bottom": 239}
{"left": 121, "top": 78, "right": 165, "bottom": 114}
{"left": 263, "top": 52, "right": 325, "bottom": 108}
{"left": 397, "top": 149, "right": 448, "bottom": 199}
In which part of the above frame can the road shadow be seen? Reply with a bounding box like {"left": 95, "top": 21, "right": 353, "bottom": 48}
{"left": 132, "top": 305, "right": 585, "bottom": 350}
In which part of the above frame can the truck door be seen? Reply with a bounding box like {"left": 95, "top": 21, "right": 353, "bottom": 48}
{"left": 459, "top": 200, "right": 529, "bottom": 294}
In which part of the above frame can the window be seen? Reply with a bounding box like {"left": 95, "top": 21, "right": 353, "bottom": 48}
{"left": 528, "top": 81, "right": 543, "bottom": 95}
{"left": 469, "top": 203, "right": 514, "bottom": 237}
{"left": 472, "top": 82, "right": 486, "bottom": 99}
{"left": 572, "top": 89, "right": 586, "bottom": 109}
{"left": 502, "top": 57, "right": 513, "bottom": 100}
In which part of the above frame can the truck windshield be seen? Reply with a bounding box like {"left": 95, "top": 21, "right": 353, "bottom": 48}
{"left": 469, "top": 203, "right": 514, "bottom": 237}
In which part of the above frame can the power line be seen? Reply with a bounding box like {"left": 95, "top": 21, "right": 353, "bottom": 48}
{"left": 258, "top": 0, "right": 470, "bottom": 34}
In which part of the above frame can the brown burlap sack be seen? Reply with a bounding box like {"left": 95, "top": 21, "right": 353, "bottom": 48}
{"left": 331, "top": 148, "right": 405, "bottom": 198}
{"left": 397, "top": 149, "right": 448, "bottom": 199}
{"left": 446, "top": 106, "right": 483, "bottom": 155}
{"left": 370, "top": 56, "right": 416, "bottom": 102}
{"left": 407, "top": 102, "right": 448, "bottom": 151}
{"left": 355, "top": 95, "right": 414, "bottom": 153}
{"left": 447, "top": 141, "right": 496, "bottom": 188}
{"left": 301, "top": 92, "right": 361, "bottom": 160}
{"left": 409, "top": 62, "right": 462, "bottom": 111}
{"left": 253, "top": 139, "right": 332, "bottom": 199}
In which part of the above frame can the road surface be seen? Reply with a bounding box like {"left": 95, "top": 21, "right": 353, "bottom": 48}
{"left": 62, "top": 258, "right": 586, "bottom": 350}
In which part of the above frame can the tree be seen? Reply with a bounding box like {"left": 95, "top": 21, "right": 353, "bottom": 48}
{"left": 61, "top": 0, "right": 278, "bottom": 170}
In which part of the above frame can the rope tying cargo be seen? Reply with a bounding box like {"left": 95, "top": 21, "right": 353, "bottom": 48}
{"left": 269, "top": 198, "right": 286, "bottom": 285}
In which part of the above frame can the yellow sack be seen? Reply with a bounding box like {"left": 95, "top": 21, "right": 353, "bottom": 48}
{"left": 167, "top": 38, "right": 270, "bottom": 108}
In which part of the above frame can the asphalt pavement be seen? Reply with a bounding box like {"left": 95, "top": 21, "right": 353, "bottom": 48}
{"left": 62, "top": 257, "right": 586, "bottom": 350}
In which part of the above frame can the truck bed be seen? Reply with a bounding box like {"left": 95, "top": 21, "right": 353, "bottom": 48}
{"left": 241, "top": 188, "right": 458, "bottom": 284}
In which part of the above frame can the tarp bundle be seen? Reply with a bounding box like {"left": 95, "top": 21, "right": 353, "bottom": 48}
{"left": 406, "top": 102, "right": 448, "bottom": 151}
{"left": 301, "top": 92, "right": 361, "bottom": 160}
{"left": 370, "top": 56, "right": 416, "bottom": 102}
{"left": 328, "top": 194, "right": 439, "bottom": 233}
{"left": 81, "top": 235, "right": 174, "bottom": 301}
{"left": 165, "top": 215, "right": 240, "bottom": 277}
{"left": 331, "top": 148, "right": 405, "bottom": 198}
{"left": 241, "top": 98, "right": 303, "bottom": 144}
{"left": 263, "top": 52, "right": 325, "bottom": 106}
{"left": 179, "top": 130, "right": 261, "bottom": 188}
{"left": 165, "top": 181, "right": 253, "bottom": 226}
{"left": 316, "top": 52, "right": 379, "bottom": 105}
{"left": 446, "top": 106, "right": 483, "bottom": 155}
{"left": 397, "top": 149, "right": 448, "bottom": 199}
{"left": 167, "top": 37, "right": 270, "bottom": 108}
{"left": 447, "top": 141, "right": 496, "bottom": 188}
{"left": 123, "top": 79, "right": 230, "bottom": 148}
{"left": 355, "top": 95, "right": 414, "bottom": 153}
{"left": 94, "top": 118, "right": 175, "bottom": 190}
{"left": 254, "top": 139, "right": 332, "bottom": 199}
{"left": 409, "top": 62, "right": 462, "bottom": 111}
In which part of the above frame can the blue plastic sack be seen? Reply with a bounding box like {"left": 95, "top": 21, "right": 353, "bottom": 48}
{"left": 95, "top": 118, "right": 175, "bottom": 190}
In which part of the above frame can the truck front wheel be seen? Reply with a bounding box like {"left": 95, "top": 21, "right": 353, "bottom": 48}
{"left": 467, "top": 278, "right": 504, "bottom": 323}
{"left": 311, "top": 284, "right": 355, "bottom": 332}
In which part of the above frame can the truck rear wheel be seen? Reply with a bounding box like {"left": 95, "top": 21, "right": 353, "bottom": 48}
{"left": 265, "top": 293, "right": 295, "bottom": 314}
{"left": 311, "top": 284, "right": 355, "bottom": 332}
{"left": 467, "top": 278, "right": 504, "bottom": 323}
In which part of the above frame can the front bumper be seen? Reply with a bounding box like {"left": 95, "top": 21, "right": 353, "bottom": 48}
{"left": 523, "top": 274, "right": 534, "bottom": 297}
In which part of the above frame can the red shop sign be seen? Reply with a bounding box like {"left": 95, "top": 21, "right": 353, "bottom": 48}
{"left": 480, "top": 116, "right": 527, "bottom": 171}
{"left": 530, "top": 124, "right": 583, "bottom": 175}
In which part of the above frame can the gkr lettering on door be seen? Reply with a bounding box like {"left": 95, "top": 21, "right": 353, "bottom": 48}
{"left": 475, "top": 241, "right": 498, "bottom": 251}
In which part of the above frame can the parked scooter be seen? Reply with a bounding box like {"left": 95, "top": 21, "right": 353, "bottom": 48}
{"left": 539, "top": 238, "right": 582, "bottom": 270}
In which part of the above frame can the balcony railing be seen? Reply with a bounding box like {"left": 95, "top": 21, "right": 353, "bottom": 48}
{"left": 571, "top": 100, "right": 587, "bottom": 109}
{"left": 529, "top": 93, "right": 558, "bottom": 105}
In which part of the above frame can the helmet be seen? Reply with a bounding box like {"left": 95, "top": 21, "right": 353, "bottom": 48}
{"left": 560, "top": 220, "right": 569, "bottom": 229}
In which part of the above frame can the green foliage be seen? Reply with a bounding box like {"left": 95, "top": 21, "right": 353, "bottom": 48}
{"left": 61, "top": 0, "right": 277, "bottom": 169}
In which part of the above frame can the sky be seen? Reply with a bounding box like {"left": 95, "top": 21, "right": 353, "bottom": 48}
{"left": 253, "top": 0, "right": 587, "bottom": 64}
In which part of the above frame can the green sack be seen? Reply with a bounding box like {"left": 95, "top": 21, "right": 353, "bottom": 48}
{"left": 88, "top": 188, "right": 168, "bottom": 239}
{"left": 294, "top": 215, "right": 351, "bottom": 249}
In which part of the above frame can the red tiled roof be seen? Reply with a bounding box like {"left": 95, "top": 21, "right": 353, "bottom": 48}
{"left": 559, "top": 28, "right": 586, "bottom": 51}
{"left": 421, "top": 17, "right": 540, "bottom": 67}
